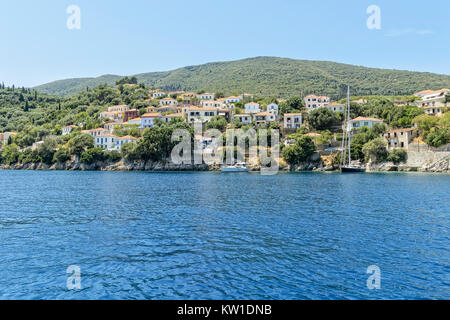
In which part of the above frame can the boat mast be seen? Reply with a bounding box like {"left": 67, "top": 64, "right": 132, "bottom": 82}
{"left": 347, "top": 86, "right": 351, "bottom": 166}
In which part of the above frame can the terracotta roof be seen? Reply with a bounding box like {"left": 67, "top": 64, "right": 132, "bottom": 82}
{"left": 255, "top": 112, "right": 273, "bottom": 116}
{"left": 234, "top": 114, "right": 251, "bottom": 117}
{"left": 388, "top": 128, "right": 415, "bottom": 133}
{"left": 164, "top": 113, "right": 183, "bottom": 118}
{"left": 141, "top": 113, "right": 162, "bottom": 118}
{"left": 188, "top": 107, "right": 218, "bottom": 111}
{"left": 351, "top": 116, "right": 383, "bottom": 122}
{"left": 284, "top": 113, "right": 302, "bottom": 116}
{"left": 117, "top": 135, "right": 138, "bottom": 140}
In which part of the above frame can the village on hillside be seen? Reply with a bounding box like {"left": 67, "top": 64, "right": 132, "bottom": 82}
{"left": 0, "top": 81, "right": 449, "bottom": 171}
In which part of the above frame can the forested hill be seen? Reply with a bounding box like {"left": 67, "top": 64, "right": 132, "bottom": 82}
{"left": 33, "top": 57, "right": 450, "bottom": 98}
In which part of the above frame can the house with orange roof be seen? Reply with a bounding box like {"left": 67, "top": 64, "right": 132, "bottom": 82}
{"left": 326, "top": 102, "right": 345, "bottom": 112}
{"left": 416, "top": 88, "right": 450, "bottom": 109}
{"left": 0, "top": 132, "right": 17, "bottom": 145}
{"left": 233, "top": 114, "right": 252, "bottom": 125}
{"left": 82, "top": 128, "right": 109, "bottom": 137}
{"left": 152, "top": 91, "right": 166, "bottom": 99}
{"left": 162, "top": 113, "right": 184, "bottom": 123}
{"left": 196, "top": 93, "right": 215, "bottom": 100}
{"left": 225, "top": 96, "right": 241, "bottom": 104}
{"left": 348, "top": 116, "right": 383, "bottom": 130}
{"left": 254, "top": 112, "right": 276, "bottom": 125}
{"left": 304, "top": 94, "right": 330, "bottom": 111}
{"left": 384, "top": 128, "right": 418, "bottom": 150}
{"left": 283, "top": 113, "right": 303, "bottom": 129}
{"left": 141, "top": 113, "right": 162, "bottom": 128}
{"left": 94, "top": 133, "right": 118, "bottom": 151}
{"left": 62, "top": 125, "right": 78, "bottom": 135}
{"left": 159, "top": 97, "right": 178, "bottom": 106}
{"left": 114, "top": 135, "right": 139, "bottom": 150}
{"left": 107, "top": 105, "right": 129, "bottom": 113}
{"left": 186, "top": 106, "right": 218, "bottom": 123}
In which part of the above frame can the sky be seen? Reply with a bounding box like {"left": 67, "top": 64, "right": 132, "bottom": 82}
{"left": 1, "top": 0, "right": 449, "bottom": 87}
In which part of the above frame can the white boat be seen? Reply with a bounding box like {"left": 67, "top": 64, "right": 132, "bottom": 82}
{"left": 221, "top": 163, "right": 250, "bottom": 172}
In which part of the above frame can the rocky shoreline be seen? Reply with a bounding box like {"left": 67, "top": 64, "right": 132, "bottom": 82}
{"left": 1, "top": 151, "right": 448, "bottom": 173}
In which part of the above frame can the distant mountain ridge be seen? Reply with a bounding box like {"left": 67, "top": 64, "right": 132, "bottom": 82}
{"left": 33, "top": 57, "right": 450, "bottom": 98}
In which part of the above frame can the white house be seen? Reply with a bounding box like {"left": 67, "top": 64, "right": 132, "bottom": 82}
{"left": 266, "top": 103, "right": 279, "bottom": 116}
{"left": 115, "top": 135, "right": 139, "bottom": 151}
{"left": 107, "top": 105, "right": 129, "bottom": 112}
{"left": 416, "top": 89, "right": 450, "bottom": 109}
{"left": 225, "top": 96, "right": 241, "bottom": 104}
{"left": 62, "top": 125, "right": 77, "bottom": 135}
{"left": 159, "top": 97, "right": 178, "bottom": 106}
{"left": 94, "top": 134, "right": 117, "bottom": 151}
{"left": 283, "top": 113, "right": 303, "bottom": 129}
{"left": 187, "top": 107, "right": 218, "bottom": 123}
{"left": 348, "top": 117, "right": 383, "bottom": 130}
{"left": 0, "top": 132, "right": 17, "bottom": 145}
{"left": 197, "top": 93, "right": 215, "bottom": 100}
{"left": 82, "top": 128, "right": 109, "bottom": 137}
{"left": 244, "top": 102, "right": 261, "bottom": 114}
{"left": 326, "top": 102, "right": 345, "bottom": 112}
{"left": 423, "top": 106, "right": 443, "bottom": 115}
{"left": 152, "top": 91, "right": 166, "bottom": 99}
{"left": 200, "top": 100, "right": 228, "bottom": 109}
{"left": 126, "top": 118, "right": 142, "bottom": 127}
{"left": 141, "top": 113, "right": 162, "bottom": 128}
{"left": 234, "top": 114, "right": 252, "bottom": 125}
{"left": 162, "top": 113, "right": 184, "bottom": 123}
{"left": 99, "top": 111, "right": 123, "bottom": 122}
{"left": 304, "top": 95, "right": 330, "bottom": 111}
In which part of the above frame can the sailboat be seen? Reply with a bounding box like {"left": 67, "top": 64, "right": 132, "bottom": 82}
{"left": 340, "top": 86, "right": 366, "bottom": 173}
{"left": 221, "top": 100, "right": 249, "bottom": 173}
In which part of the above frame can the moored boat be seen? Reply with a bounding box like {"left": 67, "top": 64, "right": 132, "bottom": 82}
{"left": 221, "top": 163, "right": 250, "bottom": 172}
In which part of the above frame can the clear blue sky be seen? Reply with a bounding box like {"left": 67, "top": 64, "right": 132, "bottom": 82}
{"left": 1, "top": 0, "right": 449, "bottom": 87}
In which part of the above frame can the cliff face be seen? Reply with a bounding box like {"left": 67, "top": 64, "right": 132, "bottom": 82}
{"left": 366, "top": 151, "right": 450, "bottom": 173}
{"left": 0, "top": 159, "right": 211, "bottom": 171}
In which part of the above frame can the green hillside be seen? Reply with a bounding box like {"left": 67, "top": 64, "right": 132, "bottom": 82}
{"left": 33, "top": 57, "right": 450, "bottom": 98}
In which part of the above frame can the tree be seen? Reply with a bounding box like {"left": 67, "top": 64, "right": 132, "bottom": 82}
{"left": 279, "top": 96, "right": 303, "bottom": 115}
{"left": 413, "top": 114, "right": 439, "bottom": 138}
{"left": 282, "top": 136, "right": 316, "bottom": 166}
{"left": 67, "top": 133, "right": 94, "bottom": 156}
{"left": 1, "top": 143, "right": 21, "bottom": 165}
{"left": 80, "top": 148, "right": 107, "bottom": 164}
{"left": 37, "top": 138, "right": 58, "bottom": 164}
{"left": 362, "top": 138, "right": 388, "bottom": 163}
{"left": 425, "top": 128, "right": 450, "bottom": 148}
{"left": 307, "top": 108, "right": 339, "bottom": 130}
{"left": 53, "top": 148, "right": 71, "bottom": 163}
{"left": 206, "top": 116, "right": 228, "bottom": 132}
{"left": 387, "top": 149, "right": 407, "bottom": 164}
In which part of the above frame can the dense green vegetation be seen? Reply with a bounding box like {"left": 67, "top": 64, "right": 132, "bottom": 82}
{"left": 34, "top": 57, "right": 450, "bottom": 98}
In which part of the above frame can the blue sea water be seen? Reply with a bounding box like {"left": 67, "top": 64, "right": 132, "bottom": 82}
{"left": 0, "top": 170, "right": 448, "bottom": 300}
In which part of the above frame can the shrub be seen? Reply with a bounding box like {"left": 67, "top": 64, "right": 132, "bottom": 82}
{"left": 282, "top": 136, "right": 316, "bottom": 166}
{"left": 53, "top": 148, "right": 71, "bottom": 163}
{"left": 307, "top": 108, "right": 339, "bottom": 131}
{"left": 362, "top": 138, "right": 388, "bottom": 163}
{"left": 425, "top": 128, "right": 450, "bottom": 148}
{"left": 387, "top": 149, "right": 407, "bottom": 164}
{"left": 1, "top": 143, "right": 21, "bottom": 165}
{"left": 80, "top": 147, "right": 107, "bottom": 164}
{"left": 105, "top": 150, "right": 122, "bottom": 163}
